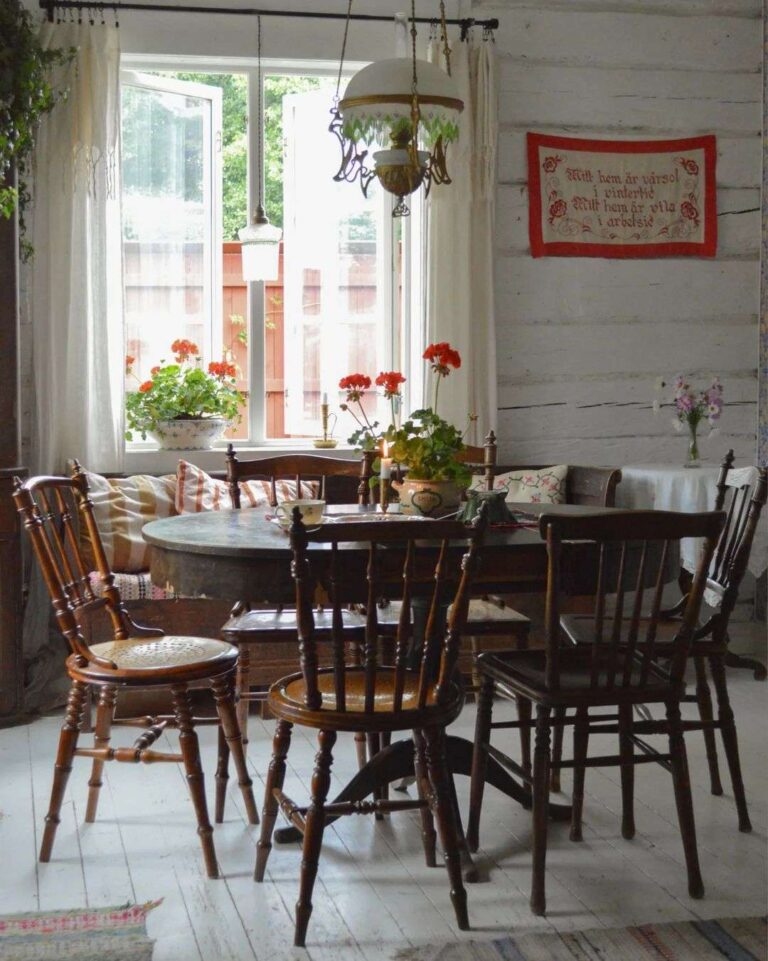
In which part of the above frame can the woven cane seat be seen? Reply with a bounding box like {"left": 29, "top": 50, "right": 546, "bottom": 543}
{"left": 70, "top": 636, "right": 238, "bottom": 683}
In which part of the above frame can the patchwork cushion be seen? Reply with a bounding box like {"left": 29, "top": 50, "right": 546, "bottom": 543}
{"left": 89, "top": 570, "right": 177, "bottom": 601}
{"left": 175, "top": 459, "right": 318, "bottom": 513}
{"left": 80, "top": 470, "right": 178, "bottom": 572}
{"left": 471, "top": 465, "right": 568, "bottom": 505}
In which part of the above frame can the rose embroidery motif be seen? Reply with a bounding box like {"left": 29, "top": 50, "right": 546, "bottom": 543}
{"left": 681, "top": 200, "right": 699, "bottom": 225}
{"left": 542, "top": 154, "right": 563, "bottom": 174}
{"left": 548, "top": 199, "right": 567, "bottom": 224}
{"left": 675, "top": 157, "right": 699, "bottom": 176}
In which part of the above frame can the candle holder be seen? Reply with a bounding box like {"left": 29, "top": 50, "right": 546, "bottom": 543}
{"left": 313, "top": 402, "right": 338, "bottom": 449}
{"left": 380, "top": 476, "right": 391, "bottom": 513}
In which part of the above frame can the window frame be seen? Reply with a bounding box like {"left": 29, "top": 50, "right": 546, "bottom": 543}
{"left": 121, "top": 54, "right": 424, "bottom": 471}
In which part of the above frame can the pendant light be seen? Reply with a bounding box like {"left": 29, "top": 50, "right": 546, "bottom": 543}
{"left": 330, "top": 0, "right": 463, "bottom": 217}
{"left": 239, "top": 16, "right": 282, "bottom": 281}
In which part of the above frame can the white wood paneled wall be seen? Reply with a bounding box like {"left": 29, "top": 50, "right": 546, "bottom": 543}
{"left": 472, "top": 0, "right": 762, "bottom": 466}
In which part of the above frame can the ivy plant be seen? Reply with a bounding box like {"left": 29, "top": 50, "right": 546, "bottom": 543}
{"left": 0, "top": 1, "right": 73, "bottom": 259}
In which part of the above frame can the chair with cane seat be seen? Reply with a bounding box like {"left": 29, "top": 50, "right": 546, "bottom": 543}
{"left": 13, "top": 466, "right": 257, "bottom": 879}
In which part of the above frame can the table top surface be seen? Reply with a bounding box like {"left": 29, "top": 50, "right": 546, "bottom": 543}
{"left": 142, "top": 502, "right": 618, "bottom": 559}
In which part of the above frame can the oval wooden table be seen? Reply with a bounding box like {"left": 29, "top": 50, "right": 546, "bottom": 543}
{"left": 143, "top": 504, "right": 615, "bottom": 854}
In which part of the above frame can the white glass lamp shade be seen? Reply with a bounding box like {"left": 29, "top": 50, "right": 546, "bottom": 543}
{"left": 339, "top": 58, "right": 463, "bottom": 149}
{"left": 238, "top": 215, "right": 283, "bottom": 281}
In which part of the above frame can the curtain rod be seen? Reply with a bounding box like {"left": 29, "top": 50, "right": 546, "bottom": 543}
{"left": 39, "top": 1, "right": 499, "bottom": 30}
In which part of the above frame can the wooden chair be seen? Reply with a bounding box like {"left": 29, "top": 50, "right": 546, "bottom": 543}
{"left": 378, "top": 430, "right": 531, "bottom": 660}
{"left": 221, "top": 446, "right": 375, "bottom": 758}
{"left": 467, "top": 508, "right": 725, "bottom": 916}
{"left": 254, "top": 507, "right": 488, "bottom": 946}
{"left": 13, "top": 467, "right": 257, "bottom": 879}
{"left": 562, "top": 452, "right": 767, "bottom": 832}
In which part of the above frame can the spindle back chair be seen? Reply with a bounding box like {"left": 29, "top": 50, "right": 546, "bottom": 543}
{"left": 222, "top": 447, "right": 374, "bottom": 757}
{"left": 468, "top": 508, "right": 725, "bottom": 917}
{"left": 652, "top": 454, "right": 766, "bottom": 831}
{"left": 13, "top": 466, "right": 257, "bottom": 878}
{"left": 255, "top": 508, "right": 488, "bottom": 946}
{"left": 225, "top": 444, "right": 376, "bottom": 508}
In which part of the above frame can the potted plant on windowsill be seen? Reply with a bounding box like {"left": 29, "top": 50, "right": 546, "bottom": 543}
{"left": 125, "top": 340, "right": 245, "bottom": 450}
{"left": 340, "top": 342, "right": 472, "bottom": 515}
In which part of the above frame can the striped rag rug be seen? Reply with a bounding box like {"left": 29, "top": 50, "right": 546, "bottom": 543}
{"left": 0, "top": 901, "right": 161, "bottom": 961}
{"left": 396, "top": 916, "right": 767, "bottom": 961}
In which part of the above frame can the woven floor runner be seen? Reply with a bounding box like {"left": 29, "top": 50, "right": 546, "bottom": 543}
{"left": 395, "top": 916, "right": 767, "bottom": 961}
{"left": 0, "top": 901, "right": 160, "bottom": 960}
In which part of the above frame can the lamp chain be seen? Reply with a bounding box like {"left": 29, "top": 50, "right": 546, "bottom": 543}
{"left": 439, "top": 0, "right": 451, "bottom": 75}
{"left": 257, "top": 14, "right": 264, "bottom": 212}
{"left": 334, "top": 0, "right": 354, "bottom": 104}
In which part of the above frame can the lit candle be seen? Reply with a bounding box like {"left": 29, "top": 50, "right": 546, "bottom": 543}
{"left": 380, "top": 440, "right": 392, "bottom": 480}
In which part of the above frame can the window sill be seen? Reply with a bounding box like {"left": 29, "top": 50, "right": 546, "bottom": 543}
{"left": 123, "top": 443, "right": 357, "bottom": 475}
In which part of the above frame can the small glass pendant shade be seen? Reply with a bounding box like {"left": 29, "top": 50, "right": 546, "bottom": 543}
{"left": 238, "top": 206, "right": 282, "bottom": 281}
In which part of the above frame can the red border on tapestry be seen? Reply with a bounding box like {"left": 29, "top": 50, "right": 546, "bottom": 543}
{"left": 527, "top": 132, "right": 717, "bottom": 259}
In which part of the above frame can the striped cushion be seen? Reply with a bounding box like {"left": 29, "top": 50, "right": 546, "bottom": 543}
{"left": 175, "top": 459, "right": 318, "bottom": 513}
{"left": 82, "top": 471, "right": 178, "bottom": 573}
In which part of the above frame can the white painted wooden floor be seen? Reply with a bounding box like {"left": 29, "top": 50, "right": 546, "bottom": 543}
{"left": 0, "top": 664, "right": 765, "bottom": 961}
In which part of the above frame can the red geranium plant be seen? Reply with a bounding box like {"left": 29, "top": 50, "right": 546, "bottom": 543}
{"left": 125, "top": 341, "right": 245, "bottom": 441}
{"left": 339, "top": 341, "right": 471, "bottom": 486}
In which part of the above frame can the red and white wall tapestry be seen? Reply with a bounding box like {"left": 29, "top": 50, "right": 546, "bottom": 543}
{"left": 527, "top": 133, "right": 717, "bottom": 259}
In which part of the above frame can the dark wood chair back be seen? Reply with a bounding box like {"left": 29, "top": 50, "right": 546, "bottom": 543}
{"left": 540, "top": 509, "right": 725, "bottom": 692}
{"left": 708, "top": 450, "right": 767, "bottom": 615}
{"left": 226, "top": 445, "right": 375, "bottom": 508}
{"left": 288, "top": 509, "right": 488, "bottom": 713}
{"left": 456, "top": 430, "right": 497, "bottom": 492}
{"left": 13, "top": 467, "right": 132, "bottom": 671}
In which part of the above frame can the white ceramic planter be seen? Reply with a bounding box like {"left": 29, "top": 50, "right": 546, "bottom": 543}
{"left": 392, "top": 478, "right": 462, "bottom": 516}
{"left": 149, "top": 417, "right": 228, "bottom": 451}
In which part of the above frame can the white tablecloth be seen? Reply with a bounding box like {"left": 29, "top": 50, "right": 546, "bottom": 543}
{"left": 616, "top": 464, "right": 768, "bottom": 581}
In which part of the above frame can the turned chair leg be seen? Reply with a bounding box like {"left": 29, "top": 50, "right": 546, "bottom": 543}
{"left": 709, "top": 655, "right": 752, "bottom": 832}
{"left": 618, "top": 703, "right": 635, "bottom": 840}
{"left": 694, "top": 656, "right": 723, "bottom": 796}
{"left": 85, "top": 684, "right": 117, "bottom": 823}
{"left": 41, "top": 681, "right": 88, "bottom": 862}
{"left": 530, "top": 704, "right": 552, "bottom": 916}
{"left": 666, "top": 699, "right": 704, "bottom": 899}
{"left": 550, "top": 707, "right": 566, "bottom": 792}
{"left": 255, "top": 719, "right": 293, "bottom": 882}
{"left": 569, "top": 706, "right": 589, "bottom": 842}
{"left": 295, "top": 729, "right": 337, "bottom": 948}
{"left": 214, "top": 725, "right": 230, "bottom": 824}
{"left": 517, "top": 695, "right": 532, "bottom": 777}
{"left": 467, "top": 675, "right": 494, "bottom": 853}
{"left": 413, "top": 728, "right": 437, "bottom": 867}
{"left": 172, "top": 685, "right": 218, "bottom": 879}
{"left": 236, "top": 646, "right": 252, "bottom": 749}
{"left": 212, "top": 674, "right": 259, "bottom": 826}
{"left": 424, "top": 727, "right": 470, "bottom": 931}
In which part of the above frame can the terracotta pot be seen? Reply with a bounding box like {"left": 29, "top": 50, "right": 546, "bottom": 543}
{"left": 149, "top": 417, "right": 228, "bottom": 451}
{"left": 392, "top": 478, "right": 463, "bottom": 516}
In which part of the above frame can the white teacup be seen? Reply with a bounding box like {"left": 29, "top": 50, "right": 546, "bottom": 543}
{"left": 275, "top": 499, "right": 326, "bottom": 528}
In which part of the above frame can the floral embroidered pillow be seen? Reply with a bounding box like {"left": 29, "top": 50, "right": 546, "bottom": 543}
{"left": 472, "top": 465, "right": 568, "bottom": 504}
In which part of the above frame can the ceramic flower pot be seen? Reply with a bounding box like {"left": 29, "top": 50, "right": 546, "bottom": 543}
{"left": 392, "top": 478, "right": 463, "bottom": 516}
{"left": 149, "top": 417, "right": 228, "bottom": 451}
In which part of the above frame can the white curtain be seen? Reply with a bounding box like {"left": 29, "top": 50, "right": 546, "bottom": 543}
{"left": 28, "top": 22, "right": 124, "bottom": 475}
{"left": 425, "top": 35, "right": 498, "bottom": 443}
{"left": 23, "top": 22, "right": 123, "bottom": 712}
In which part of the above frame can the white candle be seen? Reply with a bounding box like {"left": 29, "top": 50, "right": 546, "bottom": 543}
{"left": 322, "top": 391, "right": 328, "bottom": 405}
{"left": 380, "top": 440, "right": 392, "bottom": 479}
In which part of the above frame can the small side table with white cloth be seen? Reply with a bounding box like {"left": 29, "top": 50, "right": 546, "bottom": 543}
{"left": 617, "top": 463, "right": 767, "bottom": 676}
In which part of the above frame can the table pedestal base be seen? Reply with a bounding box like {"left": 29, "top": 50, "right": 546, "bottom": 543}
{"left": 273, "top": 734, "right": 572, "bottom": 854}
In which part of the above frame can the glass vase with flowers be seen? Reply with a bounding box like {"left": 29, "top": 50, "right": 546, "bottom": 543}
{"left": 125, "top": 339, "right": 245, "bottom": 449}
{"left": 654, "top": 374, "right": 724, "bottom": 468}
{"left": 339, "top": 342, "right": 472, "bottom": 514}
